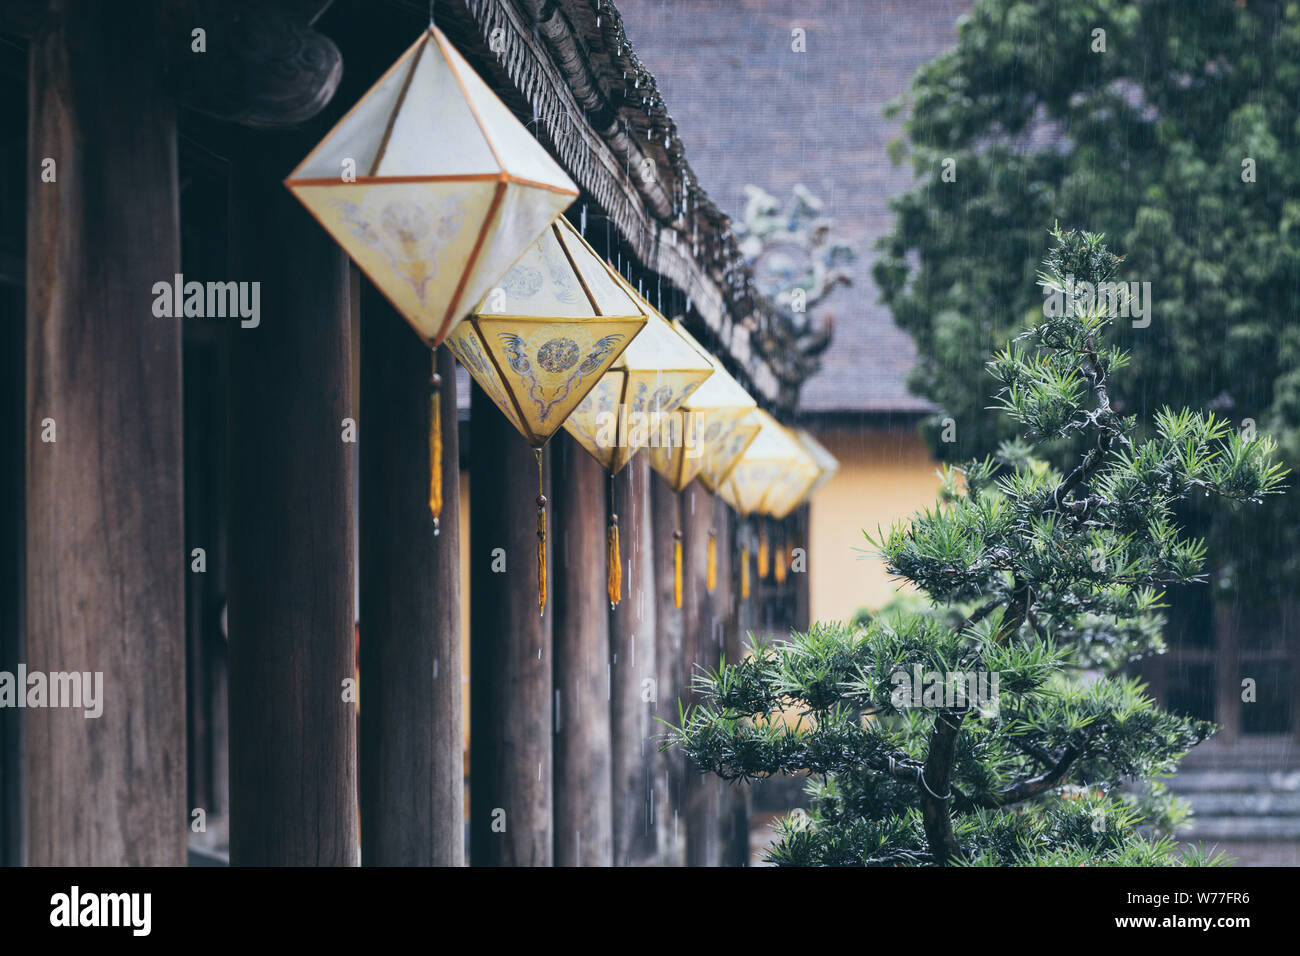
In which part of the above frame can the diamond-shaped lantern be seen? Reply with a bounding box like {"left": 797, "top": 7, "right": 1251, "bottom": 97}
{"left": 647, "top": 321, "right": 758, "bottom": 492}
{"left": 782, "top": 428, "right": 840, "bottom": 515}
{"left": 285, "top": 27, "right": 578, "bottom": 346}
{"left": 717, "top": 410, "right": 817, "bottom": 516}
{"left": 763, "top": 442, "right": 824, "bottom": 520}
{"left": 448, "top": 214, "right": 648, "bottom": 448}
{"left": 563, "top": 279, "right": 714, "bottom": 474}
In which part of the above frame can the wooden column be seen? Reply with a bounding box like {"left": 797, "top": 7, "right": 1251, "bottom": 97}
{"left": 24, "top": 1, "right": 186, "bottom": 865}
{"left": 650, "top": 472, "right": 684, "bottom": 861}
{"left": 681, "top": 483, "right": 720, "bottom": 866}
{"left": 227, "top": 147, "right": 357, "bottom": 866}
{"left": 469, "top": 387, "right": 553, "bottom": 866}
{"left": 359, "top": 287, "right": 463, "bottom": 866}
{"left": 793, "top": 505, "right": 812, "bottom": 632}
{"left": 1214, "top": 601, "right": 1242, "bottom": 745}
{"left": 0, "top": 286, "right": 21, "bottom": 867}
{"left": 715, "top": 504, "right": 750, "bottom": 866}
{"left": 551, "top": 435, "right": 612, "bottom": 865}
{"left": 609, "top": 454, "right": 660, "bottom": 865}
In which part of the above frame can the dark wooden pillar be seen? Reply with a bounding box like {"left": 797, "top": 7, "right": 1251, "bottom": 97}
{"left": 0, "top": 285, "right": 21, "bottom": 867}
{"left": 359, "top": 287, "right": 464, "bottom": 866}
{"left": 1214, "top": 601, "right": 1241, "bottom": 745}
{"left": 650, "top": 472, "right": 684, "bottom": 861}
{"left": 609, "top": 454, "right": 660, "bottom": 865}
{"left": 793, "top": 505, "right": 812, "bottom": 632}
{"left": 551, "top": 435, "right": 613, "bottom": 865}
{"left": 24, "top": 1, "right": 186, "bottom": 865}
{"left": 470, "top": 387, "right": 553, "bottom": 866}
{"left": 681, "top": 483, "right": 720, "bottom": 866}
{"left": 227, "top": 148, "right": 357, "bottom": 866}
{"left": 715, "top": 504, "right": 750, "bottom": 866}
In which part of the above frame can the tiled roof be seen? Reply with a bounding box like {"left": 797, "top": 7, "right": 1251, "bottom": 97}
{"left": 618, "top": 0, "right": 971, "bottom": 413}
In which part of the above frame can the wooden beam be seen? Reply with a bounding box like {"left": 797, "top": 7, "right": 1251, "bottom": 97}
{"left": 650, "top": 471, "right": 684, "bottom": 861}
{"left": 163, "top": 0, "right": 343, "bottom": 128}
{"left": 359, "top": 286, "right": 464, "bottom": 866}
{"left": 469, "top": 387, "right": 552, "bottom": 866}
{"left": 551, "top": 434, "right": 612, "bottom": 865}
{"left": 226, "top": 144, "right": 358, "bottom": 866}
{"left": 23, "top": 0, "right": 186, "bottom": 865}
{"left": 609, "top": 454, "right": 660, "bottom": 865}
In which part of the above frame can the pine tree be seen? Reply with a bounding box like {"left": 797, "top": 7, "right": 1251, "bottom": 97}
{"left": 669, "top": 228, "right": 1287, "bottom": 866}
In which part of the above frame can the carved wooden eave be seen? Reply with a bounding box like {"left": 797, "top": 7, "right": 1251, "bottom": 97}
{"left": 430, "top": 0, "right": 816, "bottom": 412}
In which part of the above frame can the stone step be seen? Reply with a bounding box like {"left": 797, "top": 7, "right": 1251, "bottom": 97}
{"left": 1179, "top": 816, "right": 1300, "bottom": 840}
{"left": 1167, "top": 769, "right": 1300, "bottom": 793}
{"left": 1180, "top": 791, "right": 1300, "bottom": 817}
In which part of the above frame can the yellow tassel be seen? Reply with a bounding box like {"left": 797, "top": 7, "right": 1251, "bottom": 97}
{"left": 774, "top": 537, "right": 787, "bottom": 585}
{"left": 428, "top": 355, "right": 443, "bottom": 535}
{"left": 741, "top": 545, "right": 751, "bottom": 599}
{"left": 673, "top": 531, "right": 683, "bottom": 609}
{"left": 758, "top": 528, "right": 770, "bottom": 580}
{"left": 706, "top": 529, "right": 717, "bottom": 593}
{"left": 536, "top": 448, "right": 546, "bottom": 616}
{"left": 607, "top": 514, "right": 621, "bottom": 609}
{"left": 537, "top": 503, "right": 547, "bottom": 616}
{"left": 428, "top": 391, "right": 442, "bottom": 532}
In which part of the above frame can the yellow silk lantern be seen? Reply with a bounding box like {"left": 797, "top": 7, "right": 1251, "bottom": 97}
{"left": 448, "top": 214, "right": 648, "bottom": 447}
{"left": 647, "top": 322, "right": 757, "bottom": 493}
{"left": 760, "top": 429, "right": 833, "bottom": 520}
{"left": 285, "top": 27, "right": 578, "bottom": 347}
{"left": 448, "top": 214, "right": 647, "bottom": 615}
{"left": 788, "top": 428, "right": 840, "bottom": 507}
{"left": 717, "top": 410, "right": 816, "bottom": 517}
{"left": 563, "top": 287, "right": 714, "bottom": 474}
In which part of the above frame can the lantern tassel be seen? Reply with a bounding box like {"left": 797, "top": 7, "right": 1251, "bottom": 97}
{"left": 673, "top": 530, "right": 683, "bottom": 609}
{"left": 607, "top": 512, "right": 621, "bottom": 609}
{"left": 741, "top": 543, "right": 751, "bottom": 600}
{"left": 706, "top": 528, "right": 717, "bottom": 593}
{"left": 536, "top": 448, "right": 547, "bottom": 617}
{"left": 774, "top": 534, "right": 787, "bottom": 584}
{"left": 428, "top": 352, "right": 443, "bottom": 535}
{"left": 758, "top": 526, "right": 770, "bottom": 580}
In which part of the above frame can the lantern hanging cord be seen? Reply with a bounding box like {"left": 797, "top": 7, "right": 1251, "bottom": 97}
{"left": 428, "top": 0, "right": 436, "bottom": 28}
{"left": 536, "top": 448, "right": 547, "bottom": 617}
{"left": 428, "top": 348, "right": 443, "bottom": 535}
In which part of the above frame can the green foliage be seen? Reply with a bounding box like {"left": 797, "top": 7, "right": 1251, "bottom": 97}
{"left": 874, "top": 0, "right": 1300, "bottom": 598}
{"left": 669, "top": 229, "right": 1284, "bottom": 865}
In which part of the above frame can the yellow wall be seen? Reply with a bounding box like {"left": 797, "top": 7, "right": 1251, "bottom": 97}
{"left": 807, "top": 424, "right": 942, "bottom": 625}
